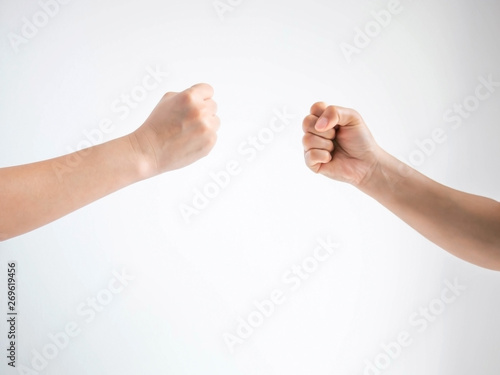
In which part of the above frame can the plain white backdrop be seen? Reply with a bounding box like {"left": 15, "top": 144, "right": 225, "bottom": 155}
{"left": 1, "top": 0, "right": 500, "bottom": 374}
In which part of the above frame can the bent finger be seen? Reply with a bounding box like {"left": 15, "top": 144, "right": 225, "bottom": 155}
{"left": 310, "top": 102, "right": 327, "bottom": 117}
{"left": 302, "top": 133, "right": 334, "bottom": 152}
{"left": 315, "top": 105, "right": 363, "bottom": 132}
{"left": 304, "top": 149, "right": 332, "bottom": 171}
{"left": 303, "top": 114, "right": 336, "bottom": 139}
{"left": 189, "top": 83, "right": 214, "bottom": 100}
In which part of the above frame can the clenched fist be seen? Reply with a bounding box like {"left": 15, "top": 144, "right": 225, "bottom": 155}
{"left": 130, "top": 83, "right": 220, "bottom": 178}
{"left": 302, "top": 102, "right": 381, "bottom": 187}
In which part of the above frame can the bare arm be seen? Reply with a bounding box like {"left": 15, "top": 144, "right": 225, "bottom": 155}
{"left": 0, "top": 136, "right": 142, "bottom": 241}
{"left": 302, "top": 103, "right": 500, "bottom": 271}
{"left": 0, "top": 83, "right": 219, "bottom": 241}
{"left": 359, "top": 150, "right": 500, "bottom": 270}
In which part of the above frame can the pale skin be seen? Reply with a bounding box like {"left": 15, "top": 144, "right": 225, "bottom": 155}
{"left": 0, "top": 83, "right": 220, "bottom": 241}
{"left": 302, "top": 102, "right": 500, "bottom": 271}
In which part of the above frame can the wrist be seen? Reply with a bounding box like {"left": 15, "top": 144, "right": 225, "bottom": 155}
{"left": 354, "top": 148, "right": 407, "bottom": 196}
{"left": 124, "top": 131, "right": 159, "bottom": 181}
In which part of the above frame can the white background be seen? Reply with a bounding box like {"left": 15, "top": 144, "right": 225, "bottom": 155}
{"left": 1, "top": 0, "right": 500, "bottom": 374}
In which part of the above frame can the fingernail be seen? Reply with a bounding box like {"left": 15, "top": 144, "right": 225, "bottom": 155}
{"left": 315, "top": 117, "right": 328, "bottom": 131}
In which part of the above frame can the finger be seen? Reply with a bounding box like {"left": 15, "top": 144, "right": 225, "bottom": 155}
{"left": 302, "top": 114, "right": 336, "bottom": 139}
{"left": 212, "top": 115, "right": 221, "bottom": 131}
{"left": 304, "top": 149, "right": 332, "bottom": 171}
{"left": 189, "top": 83, "right": 214, "bottom": 100}
{"left": 207, "top": 115, "right": 221, "bottom": 132}
{"left": 315, "top": 105, "right": 362, "bottom": 132}
{"left": 302, "top": 114, "right": 318, "bottom": 130}
{"left": 204, "top": 99, "right": 218, "bottom": 116}
{"left": 310, "top": 102, "right": 327, "bottom": 117}
{"left": 302, "top": 133, "right": 334, "bottom": 152}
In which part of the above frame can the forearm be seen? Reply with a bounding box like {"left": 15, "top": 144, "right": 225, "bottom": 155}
{"left": 0, "top": 84, "right": 218, "bottom": 241}
{"left": 0, "top": 135, "right": 145, "bottom": 241}
{"left": 357, "top": 150, "right": 500, "bottom": 270}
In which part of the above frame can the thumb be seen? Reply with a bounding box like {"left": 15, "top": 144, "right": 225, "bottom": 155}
{"left": 314, "top": 105, "right": 363, "bottom": 132}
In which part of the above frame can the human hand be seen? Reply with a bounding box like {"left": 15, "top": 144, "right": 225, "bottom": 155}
{"left": 302, "top": 103, "right": 381, "bottom": 186}
{"left": 129, "top": 83, "right": 220, "bottom": 178}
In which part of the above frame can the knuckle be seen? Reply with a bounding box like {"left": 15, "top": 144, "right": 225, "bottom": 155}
{"left": 196, "top": 122, "right": 213, "bottom": 137}
{"left": 212, "top": 116, "right": 221, "bottom": 131}
{"left": 162, "top": 91, "right": 175, "bottom": 99}
{"left": 214, "top": 114, "right": 221, "bottom": 126}
{"left": 352, "top": 109, "right": 362, "bottom": 119}
{"left": 302, "top": 133, "right": 312, "bottom": 147}
{"left": 207, "top": 133, "right": 217, "bottom": 147}
{"left": 179, "top": 90, "right": 196, "bottom": 106}
{"left": 302, "top": 115, "right": 314, "bottom": 131}
{"left": 190, "top": 106, "right": 202, "bottom": 119}
{"left": 302, "top": 119, "right": 308, "bottom": 132}
{"left": 311, "top": 101, "right": 325, "bottom": 112}
{"left": 326, "top": 105, "right": 338, "bottom": 116}
{"left": 201, "top": 133, "right": 217, "bottom": 155}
